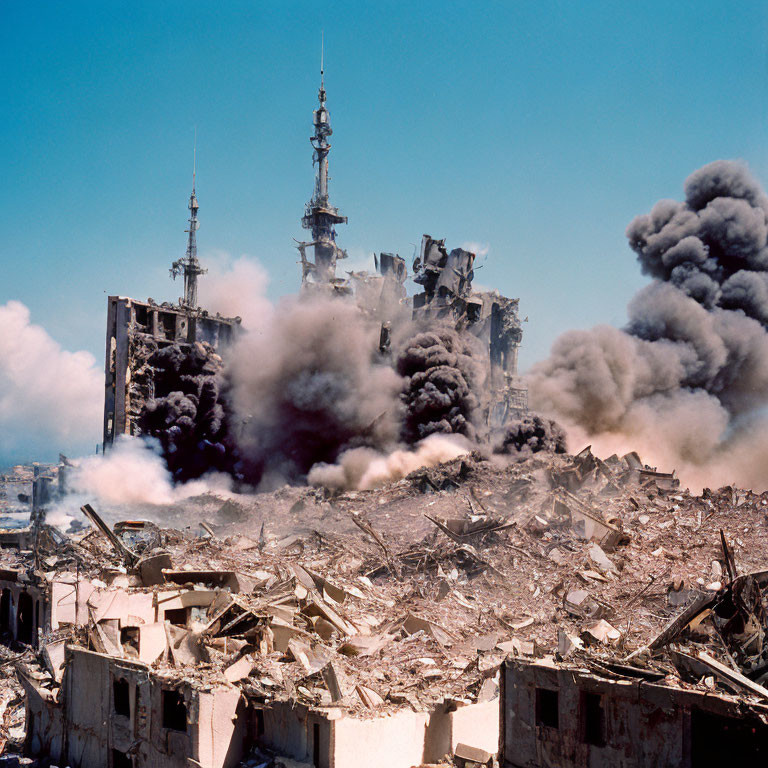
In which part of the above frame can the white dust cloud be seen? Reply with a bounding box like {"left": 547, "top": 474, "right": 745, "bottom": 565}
{"left": 0, "top": 300, "right": 102, "bottom": 459}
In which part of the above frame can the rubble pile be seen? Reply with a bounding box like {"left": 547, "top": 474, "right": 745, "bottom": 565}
{"left": 4, "top": 445, "right": 768, "bottom": 764}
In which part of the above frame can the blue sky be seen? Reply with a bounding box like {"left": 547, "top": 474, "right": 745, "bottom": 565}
{"left": 1, "top": 0, "right": 767, "bottom": 455}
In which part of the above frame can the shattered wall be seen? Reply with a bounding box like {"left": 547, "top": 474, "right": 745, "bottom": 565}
{"left": 21, "top": 646, "right": 245, "bottom": 768}
{"left": 410, "top": 235, "right": 528, "bottom": 426}
{"left": 102, "top": 296, "right": 241, "bottom": 472}
{"left": 502, "top": 657, "right": 768, "bottom": 767}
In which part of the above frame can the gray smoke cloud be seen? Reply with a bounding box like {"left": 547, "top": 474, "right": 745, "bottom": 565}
{"left": 227, "top": 292, "right": 403, "bottom": 486}
{"left": 495, "top": 414, "right": 567, "bottom": 457}
{"left": 529, "top": 160, "right": 768, "bottom": 491}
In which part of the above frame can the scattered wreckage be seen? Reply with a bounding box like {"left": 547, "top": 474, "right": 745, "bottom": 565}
{"left": 0, "top": 446, "right": 768, "bottom": 765}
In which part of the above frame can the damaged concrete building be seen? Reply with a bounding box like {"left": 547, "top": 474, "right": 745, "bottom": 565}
{"left": 14, "top": 500, "right": 500, "bottom": 768}
{"left": 502, "top": 656, "right": 768, "bottom": 767}
{"left": 411, "top": 234, "right": 528, "bottom": 423}
{"left": 294, "top": 69, "right": 528, "bottom": 426}
{"left": 103, "top": 178, "right": 241, "bottom": 448}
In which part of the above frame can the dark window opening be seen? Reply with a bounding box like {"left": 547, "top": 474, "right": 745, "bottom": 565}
{"left": 164, "top": 607, "right": 189, "bottom": 627}
{"left": 112, "top": 748, "right": 133, "bottom": 768}
{"left": 0, "top": 589, "right": 11, "bottom": 632}
{"left": 535, "top": 688, "right": 559, "bottom": 730}
{"left": 581, "top": 692, "right": 605, "bottom": 746}
{"left": 692, "top": 708, "right": 768, "bottom": 764}
{"left": 16, "top": 592, "right": 33, "bottom": 645}
{"left": 159, "top": 312, "right": 177, "bottom": 341}
{"left": 254, "top": 708, "right": 265, "bottom": 737}
{"left": 120, "top": 627, "right": 139, "bottom": 657}
{"left": 113, "top": 678, "right": 130, "bottom": 717}
{"left": 313, "top": 722, "right": 321, "bottom": 768}
{"left": 134, "top": 305, "right": 148, "bottom": 329}
{"left": 34, "top": 601, "right": 40, "bottom": 637}
{"left": 162, "top": 689, "right": 187, "bottom": 732}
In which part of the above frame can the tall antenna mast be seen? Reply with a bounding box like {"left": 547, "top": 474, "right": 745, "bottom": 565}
{"left": 170, "top": 131, "right": 207, "bottom": 306}
{"left": 298, "top": 32, "right": 348, "bottom": 284}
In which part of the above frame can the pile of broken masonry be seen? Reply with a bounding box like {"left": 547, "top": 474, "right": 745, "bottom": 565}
{"left": 6, "top": 443, "right": 768, "bottom": 765}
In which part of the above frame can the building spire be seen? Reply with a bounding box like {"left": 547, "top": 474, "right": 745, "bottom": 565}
{"left": 171, "top": 133, "right": 207, "bottom": 307}
{"left": 298, "top": 36, "right": 348, "bottom": 284}
{"left": 192, "top": 126, "right": 196, "bottom": 194}
{"left": 320, "top": 30, "right": 325, "bottom": 94}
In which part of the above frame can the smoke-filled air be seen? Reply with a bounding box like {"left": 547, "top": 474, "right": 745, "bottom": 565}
{"left": 227, "top": 293, "right": 404, "bottom": 487}
{"left": 12, "top": 160, "right": 768, "bottom": 499}
{"left": 528, "top": 160, "right": 768, "bottom": 491}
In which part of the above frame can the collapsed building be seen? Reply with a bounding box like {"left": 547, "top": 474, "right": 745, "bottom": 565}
{"left": 3, "top": 441, "right": 768, "bottom": 766}
{"left": 101, "top": 62, "right": 529, "bottom": 494}
{"left": 411, "top": 235, "right": 527, "bottom": 424}
{"left": 102, "top": 175, "right": 241, "bottom": 449}
{"left": 294, "top": 65, "right": 528, "bottom": 430}
{"left": 14, "top": 499, "right": 501, "bottom": 768}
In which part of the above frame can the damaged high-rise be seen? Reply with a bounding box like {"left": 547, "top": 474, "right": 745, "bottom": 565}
{"left": 102, "top": 172, "right": 241, "bottom": 448}
{"left": 296, "top": 55, "right": 348, "bottom": 291}
{"left": 411, "top": 235, "right": 528, "bottom": 423}
{"left": 293, "top": 64, "right": 528, "bottom": 426}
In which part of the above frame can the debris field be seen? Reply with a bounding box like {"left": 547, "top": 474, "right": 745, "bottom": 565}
{"left": 1, "top": 445, "right": 768, "bottom": 765}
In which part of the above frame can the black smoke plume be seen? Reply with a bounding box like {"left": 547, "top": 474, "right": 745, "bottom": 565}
{"left": 529, "top": 160, "right": 768, "bottom": 490}
{"left": 495, "top": 414, "right": 567, "bottom": 456}
{"left": 395, "top": 327, "right": 482, "bottom": 444}
{"left": 139, "top": 342, "right": 236, "bottom": 482}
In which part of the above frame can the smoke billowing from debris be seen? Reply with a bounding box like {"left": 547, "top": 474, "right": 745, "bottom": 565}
{"left": 529, "top": 160, "right": 768, "bottom": 490}
{"left": 495, "top": 414, "right": 567, "bottom": 457}
{"left": 139, "top": 341, "right": 235, "bottom": 482}
{"left": 308, "top": 433, "right": 472, "bottom": 491}
{"left": 0, "top": 301, "right": 102, "bottom": 460}
{"left": 227, "top": 293, "right": 404, "bottom": 486}
{"left": 395, "top": 328, "right": 484, "bottom": 444}
{"left": 139, "top": 257, "right": 545, "bottom": 490}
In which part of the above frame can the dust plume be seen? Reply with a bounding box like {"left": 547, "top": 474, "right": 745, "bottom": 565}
{"left": 529, "top": 160, "right": 768, "bottom": 491}
{"left": 0, "top": 300, "right": 102, "bottom": 460}
{"left": 307, "top": 433, "right": 472, "bottom": 491}
{"left": 227, "top": 292, "right": 403, "bottom": 486}
{"left": 68, "top": 437, "right": 228, "bottom": 506}
{"left": 197, "top": 254, "right": 273, "bottom": 328}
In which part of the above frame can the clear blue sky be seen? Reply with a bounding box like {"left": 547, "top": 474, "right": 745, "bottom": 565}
{"left": 1, "top": 0, "right": 767, "bottom": 374}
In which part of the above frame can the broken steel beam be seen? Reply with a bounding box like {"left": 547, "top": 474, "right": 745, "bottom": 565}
{"left": 80, "top": 504, "right": 138, "bottom": 567}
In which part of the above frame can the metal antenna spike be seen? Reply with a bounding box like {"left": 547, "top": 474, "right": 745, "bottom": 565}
{"left": 192, "top": 127, "right": 197, "bottom": 193}
{"left": 320, "top": 30, "right": 324, "bottom": 89}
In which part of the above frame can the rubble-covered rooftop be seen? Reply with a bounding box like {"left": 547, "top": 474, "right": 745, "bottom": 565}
{"left": 3, "top": 444, "right": 768, "bottom": 765}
